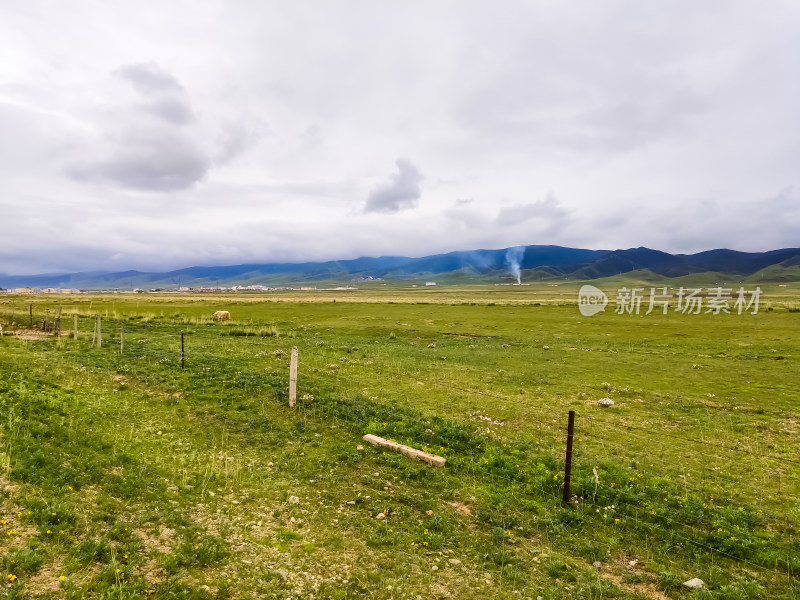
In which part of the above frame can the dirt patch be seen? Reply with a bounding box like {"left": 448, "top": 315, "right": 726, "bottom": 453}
{"left": 14, "top": 329, "right": 52, "bottom": 340}
{"left": 25, "top": 564, "right": 64, "bottom": 595}
{"left": 597, "top": 557, "right": 672, "bottom": 600}
{"left": 139, "top": 524, "right": 177, "bottom": 585}
{"left": 449, "top": 501, "right": 473, "bottom": 516}
{"left": 0, "top": 474, "right": 18, "bottom": 492}
{"left": 600, "top": 570, "right": 671, "bottom": 600}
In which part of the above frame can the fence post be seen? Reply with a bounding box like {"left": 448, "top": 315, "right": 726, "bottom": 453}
{"left": 97, "top": 316, "right": 102, "bottom": 348}
{"left": 29, "top": 303, "right": 32, "bottom": 327}
{"left": 120, "top": 324, "right": 124, "bottom": 355}
{"left": 74, "top": 314, "right": 78, "bottom": 340}
{"left": 562, "top": 410, "right": 576, "bottom": 504}
{"left": 289, "top": 347, "right": 298, "bottom": 407}
{"left": 181, "top": 332, "right": 185, "bottom": 369}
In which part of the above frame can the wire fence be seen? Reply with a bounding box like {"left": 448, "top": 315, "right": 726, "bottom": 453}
{"left": 1, "top": 309, "right": 799, "bottom": 588}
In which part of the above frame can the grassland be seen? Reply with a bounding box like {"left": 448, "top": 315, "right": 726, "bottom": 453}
{"left": 0, "top": 282, "right": 798, "bottom": 599}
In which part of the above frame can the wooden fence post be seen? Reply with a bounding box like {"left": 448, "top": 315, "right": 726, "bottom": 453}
{"left": 181, "top": 333, "right": 185, "bottom": 369}
{"left": 29, "top": 303, "right": 32, "bottom": 327}
{"left": 289, "top": 347, "right": 298, "bottom": 407}
{"left": 54, "top": 307, "right": 62, "bottom": 337}
{"left": 120, "top": 324, "right": 124, "bottom": 355}
{"left": 96, "top": 316, "right": 102, "bottom": 348}
{"left": 562, "top": 410, "right": 576, "bottom": 503}
{"left": 74, "top": 314, "right": 78, "bottom": 340}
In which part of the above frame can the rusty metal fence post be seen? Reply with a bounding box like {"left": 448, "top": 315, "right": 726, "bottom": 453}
{"left": 562, "top": 410, "right": 576, "bottom": 503}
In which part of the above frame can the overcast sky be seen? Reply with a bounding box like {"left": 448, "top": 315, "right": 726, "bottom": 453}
{"left": 1, "top": 1, "right": 799, "bottom": 275}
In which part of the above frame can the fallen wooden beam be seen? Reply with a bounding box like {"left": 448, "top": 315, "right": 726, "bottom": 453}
{"left": 362, "top": 434, "right": 446, "bottom": 467}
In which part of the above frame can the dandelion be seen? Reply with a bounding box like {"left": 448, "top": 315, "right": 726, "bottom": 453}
{"left": 59, "top": 576, "right": 66, "bottom": 581}
{"left": 614, "top": 518, "right": 620, "bottom": 524}
{"left": 611, "top": 482, "right": 615, "bottom": 487}
{"left": 7, "top": 574, "right": 16, "bottom": 582}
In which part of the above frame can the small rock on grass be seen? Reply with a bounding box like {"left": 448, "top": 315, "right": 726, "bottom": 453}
{"left": 288, "top": 495, "right": 300, "bottom": 504}
{"left": 375, "top": 513, "right": 385, "bottom": 520}
{"left": 683, "top": 578, "right": 704, "bottom": 589}
{"left": 592, "top": 561, "right": 602, "bottom": 568}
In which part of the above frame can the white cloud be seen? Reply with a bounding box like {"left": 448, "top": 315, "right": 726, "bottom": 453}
{"left": 364, "top": 159, "right": 424, "bottom": 214}
{"left": 0, "top": 0, "right": 799, "bottom": 274}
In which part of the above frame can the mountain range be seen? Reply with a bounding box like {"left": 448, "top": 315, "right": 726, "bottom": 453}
{"left": 2, "top": 245, "right": 800, "bottom": 289}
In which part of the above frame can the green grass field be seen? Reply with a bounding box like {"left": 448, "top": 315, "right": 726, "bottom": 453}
{"left": 0, "top": 283, "right": 798, "bottom": 599}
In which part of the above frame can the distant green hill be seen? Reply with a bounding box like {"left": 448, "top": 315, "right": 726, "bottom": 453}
{"left": 2, "top": 245, "right": 799, "bottom": 289}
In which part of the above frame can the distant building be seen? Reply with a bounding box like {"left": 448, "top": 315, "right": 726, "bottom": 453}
{"left": 425, "top": 282, "right": 437, "bottom": 286}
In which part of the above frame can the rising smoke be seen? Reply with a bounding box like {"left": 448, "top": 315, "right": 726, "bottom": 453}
{"left": 505, "top": 246, "right": 525, "bottom": 284}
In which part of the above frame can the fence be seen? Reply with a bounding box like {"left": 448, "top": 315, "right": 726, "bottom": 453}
{"left": 1, "top": 307, "right": 798, "bottom": 590}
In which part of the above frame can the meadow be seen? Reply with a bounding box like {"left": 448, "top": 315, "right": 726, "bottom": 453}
{"left": 0, "top": 282, "right": 798, "bottom": 599}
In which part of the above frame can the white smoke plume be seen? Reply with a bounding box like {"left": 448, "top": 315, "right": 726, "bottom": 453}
{"left": 505, "top": 246, "right": 525, "bottom": 284}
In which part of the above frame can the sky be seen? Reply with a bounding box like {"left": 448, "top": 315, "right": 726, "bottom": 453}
{"left": 1, "top": 0, "right": 799, "bottom": 275}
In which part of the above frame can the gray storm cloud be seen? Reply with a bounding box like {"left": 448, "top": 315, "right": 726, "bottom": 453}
{"left": 69, "top": 128, "right": 211, "bottom": 191}
{"left": 364, "top": 159, "right": 424, "bottom": 214}
{"left": 67, "top": 62, "right": 210, "bottom": 191}
{"left": 116, "top": 62, "right": 184, "bottom": 94}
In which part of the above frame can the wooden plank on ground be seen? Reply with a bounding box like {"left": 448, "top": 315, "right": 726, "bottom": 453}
{"left": 362, "top": 434, "right": 446, "bottom": 467}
